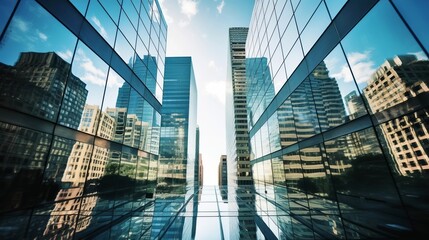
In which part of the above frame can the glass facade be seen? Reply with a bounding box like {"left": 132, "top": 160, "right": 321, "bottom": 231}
{"left": 2, "top": 0, "right": 429, "bottom": 239}
{"left": 218, "top": 155, "right": 228, "bottom": 187}
{"left": 153, "top": 56, "right": 198, "bottom": 239}
{"left": 246, "top": 0, "right": 429, "bottom": 238}
{"left": 158, "top": 57, "right": 197, "bottom": 189}
{"left": 0, "top": 0, "right": 166, "bottom": 238}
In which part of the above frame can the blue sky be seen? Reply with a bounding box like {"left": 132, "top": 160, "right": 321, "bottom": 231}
{"left": 159, "top": 0, "right": 254, "bottom": 185}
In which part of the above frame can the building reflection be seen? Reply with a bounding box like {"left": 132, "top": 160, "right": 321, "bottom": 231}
{"left": 0, "top": 52, "right": 87, "bottom": 213}
{"left": 44, "top": 105, "right": 114, "bottom": 238}
{"left": 0, "top": 52, "right": 165, "bottom": 238}
{"left": 363, "top": 55, "right": 429, "bottom": 176}
{"left": 248, "top": 50, "right": 429, "bottom": 237}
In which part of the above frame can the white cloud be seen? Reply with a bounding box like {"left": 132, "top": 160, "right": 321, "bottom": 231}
{"left": 408, "top": 51, "right": 427, "bottom": 60}
{"left": 106, "top": 70, "right": 123, "bottom": 88}
{"left": 37, "top": 30, "right": 48, "bottom": 41}
{"left": 217, "top": 0, "right": 225, "bottom": 14}
{"left": 91, "top": 16, "right": 108, "bottom": 39}
{"left": 159, "top": 0, "right": 174, "bottom": 24}
{"left": 76, "top": 49, "right": 107, "bottom": 86}
{"left": 12, "top": 17, "right": 28, "bottom": 32}
{"left": 331, "top": 51, "right": 376, "bottom": 84}
{"left": 204, "top": 80, "right": 226, "bottom": 105}
{"left": 179, "top": 19, "right": 190, "bottom": 27}
{"left": 208, "top": 60, "right": 216, "bottom": 69}
{"left": 57, "top": 50, "right": 73, "bottom": 61}
{"left": 178, "top": 0, "right": 198, "bottom": 19}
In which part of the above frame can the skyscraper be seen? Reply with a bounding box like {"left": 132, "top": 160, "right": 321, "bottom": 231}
{"left": 151, "top": 57, "right": 198, "bottom": 239}
{"left": 245, "top": 0, "right": 429, "bottom": 238}
{"left": 157, "top": 57, "right": 198, "bottom": 188}
{"left": 218, "top": 155, "right": 228, "bottom": 186}
{"left": 226, "top": 27, "right": 257, "bottom": 240}
{"left": 0, "top": 0, "right": 167, "bottom": 238}
{"left": 226, "top": 27, "right": 252, "bottom": 186}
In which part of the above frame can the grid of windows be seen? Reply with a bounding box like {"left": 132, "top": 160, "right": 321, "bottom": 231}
{"left": 0, "top": 0, "right": 166, "bottom": 238}
{"left": 247, "top": 0, "right": 429, "bottom": 238}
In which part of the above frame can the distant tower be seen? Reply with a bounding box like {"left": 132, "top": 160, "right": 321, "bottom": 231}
{"left": 218, "top": 155, "right": 228, "bottom": 186}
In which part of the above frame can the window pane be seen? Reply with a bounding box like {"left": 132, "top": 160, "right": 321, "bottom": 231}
{"left": 327, "top": 128, "right": 411, "bottom": 237}
{"left": 99, "top": 0, "right": 121, "bottom": 24}
{"left": 375, "top": 110, "right": 429, "bottom": 234}
{"left": 341, "top": 0, "right": 428, "bottom": 121}
{"left": 392, "top": 0, "right": 429, "bottom": 52}
{"left": 277, "top": 96, "right": 298, "bottom": 147}
{"left": 284, "top": 40, "right": 303, "bottom": 77}
{"left": 70, "top": 0, "right": 88, "bottom": 15}
{"left": 0, "top": 122, "right": 52, "bottom": 213}
{"left": 86, "top": 0, "right": 117, "bottom": 47}
{"left": 310, "top": 45, "right": 367, "bottom": 132}
{"left": 294, "top": 0, "right": 322, "bottom": 33}
{"left": 59, "top": 41, "right": 108, "bottom": 130}
{"left": 325, "top": 0, "right": 347, "bottom": 19}
{"left": 0, "top": 0, "right": 77, "bottom": 122}
{"left": 0, "top": 0, "right": 17, "bottom": 33}
{"left": 300, "top": 3, "right": 331, "bottom": 54}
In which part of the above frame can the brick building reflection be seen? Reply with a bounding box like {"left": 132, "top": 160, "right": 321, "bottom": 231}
{"left": 363, "top": 55, "right": 429, "bottom": 176}
{"left": 44, "top": 105, "right": 115, "bottom": 238}
{"left": 0, "top": 52, "right": 87, "bottom": 212}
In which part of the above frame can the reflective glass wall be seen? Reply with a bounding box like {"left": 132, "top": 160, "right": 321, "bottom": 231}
{"left": 0, "top": 0, "right": 166, "bottom": 238}
{"left": 246, "top": 0, "right": 429, "bottom": 238}
{"left": 153, "top": 57, "right": 198, "bottom": 239}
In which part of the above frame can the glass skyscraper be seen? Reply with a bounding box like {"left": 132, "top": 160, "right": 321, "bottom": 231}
{"left": 246, "top": 0, "right": 429, "bottom": 238}
{"left": 152, "top": 56, "right": 198, "bottom": 239}
{"left": 0, "top": 0, "right": 166, "bottom": 238}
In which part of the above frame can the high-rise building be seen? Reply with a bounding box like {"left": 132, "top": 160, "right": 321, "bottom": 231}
{"left": 0, "top": 0, "right": 167, "bottom": 238}
{"left": 151, "top": 57, "right": 198, "bottom": 239}
{"left": 226, "top": 27, "right": 257, "bottom": 240}
{"left": 226, "top": 28, "right": 252, "bottom": 186}
{"left": 218, "top": 155, "right": 228, "bottom": 186}
{"left": 245, "top": 0, "right": 429, "bottom": 238}
{"left": 363, "top": 55, "right": 429, "bottom": 176}
{"left": 157, "top": 57, "right": 198, "bottom": 188}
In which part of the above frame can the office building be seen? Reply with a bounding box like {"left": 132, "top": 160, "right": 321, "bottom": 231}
{"left": 226, "top": 27, "right": 257, "bottom": 240}
{"left": 245, "top": 0, "right": 429, "bottom": 238}
{"left": 198, "top": 153, "right": 203, "bottom": 186}
{"left": 157, "top": 57, "right": 198, "bottom": 188}
{"left": 218, "top": 155, "right": 228, "bottom": 186}
{"left": 0, "top": 0, "right": 166, "bottom": 238}
{"left": 226, "top": 28, "right": 252, "bottom": 186}
{"left": 151, "top": 57, "right": 198, "bottom": 239}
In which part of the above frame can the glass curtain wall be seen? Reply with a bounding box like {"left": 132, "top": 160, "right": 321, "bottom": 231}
{"left": 0, "top": 0, "right": 166, "bottom": 238}
{"left": 246, "top": 0, "right": 429, "bottom": 238}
